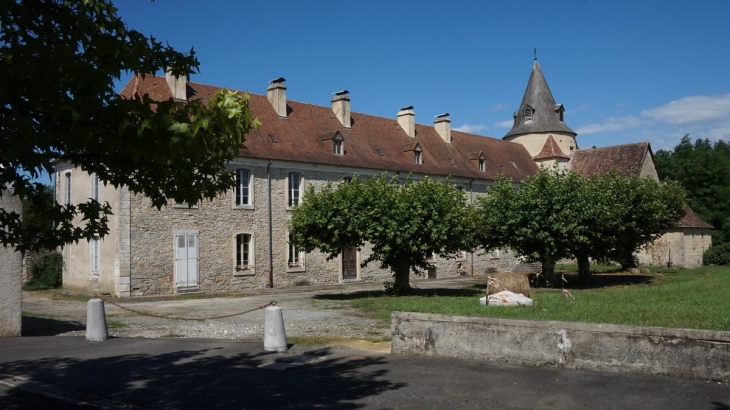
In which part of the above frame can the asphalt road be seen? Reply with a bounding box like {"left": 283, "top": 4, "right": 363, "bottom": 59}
{"left": 0, "top": 336, "right": 728, "bottom": 409}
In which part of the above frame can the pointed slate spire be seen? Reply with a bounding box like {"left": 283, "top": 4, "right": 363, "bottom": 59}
{"left": 504, "top": 60, "right": 576, "bottom": 140}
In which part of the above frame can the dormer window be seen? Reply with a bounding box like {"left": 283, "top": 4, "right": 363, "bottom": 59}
{"left": 332, "top": 134, "right": 343, "bottom": 155}
{"left": 413, "top": 145, "right": 423, "bottom": 165}
{"left": 478, "top": 155, "right": 485, "bottom": 172}
{"left": 523, "top": 106, "right": 533, "bottom": 122}
{"left": 559, "top": 110, "right": 564, "bottom": 122}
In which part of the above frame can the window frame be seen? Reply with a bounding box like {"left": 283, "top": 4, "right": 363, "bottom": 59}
{"left": 286, "top": 232, "right": 305, "bottom": 272}
{"left": 90, "top": 236, "right": 100, "bottom": 278}
{"left": 478, "top": 155, "right": 486, "bottom": 172}
{"left": 234, "top": 168, "right": 254, "bottom": 209}
{"left": 524, "top": 106, "right": 533, "bottom": 122}
{"left": 332, "top": 135, "right": 344, "bottom": 155}
{"left": 65, "top": 172, "right": 72, "bottom": 205}
{"left": 287, "top": 172, "right": 303, "bottom": 209}
{"left": 413, "top": 146, "right": 423, "bottom": 165}
{"left": 234, "top": 232, "right": 255, "bottom": 275}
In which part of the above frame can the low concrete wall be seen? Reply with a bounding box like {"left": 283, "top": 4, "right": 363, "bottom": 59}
{"left": 391, "top": 312, "right": 730, "bottom": 382}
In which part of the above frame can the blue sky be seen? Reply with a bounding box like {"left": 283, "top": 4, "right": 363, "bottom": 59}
{"left": 115, "top": 0, "right": 730, "bottom": 151}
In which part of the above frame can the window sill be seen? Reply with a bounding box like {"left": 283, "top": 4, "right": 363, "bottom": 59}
{"left": 233, "top": 205, "right": 255, "bottom": 211}
{"left": 234, "top": 267, "right": 255, "bottom": 276}
{"left": 286, "top": 265, "right": 305, "bottom": 273}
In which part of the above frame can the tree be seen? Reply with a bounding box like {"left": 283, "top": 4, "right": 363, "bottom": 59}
{"left": 0, "top": 0, "right": 259, "bottom": 253}
{"left": 476, "top": 169, "right": 586, "bottom": 285}
{"left": 477, "top": 169, "right": 685, "bottom": 285}
{"left": 290, "top": 175, "right": 478, "bottom": 294}
{"left": 655, "top": 135, "right": 730, "bottom": 247}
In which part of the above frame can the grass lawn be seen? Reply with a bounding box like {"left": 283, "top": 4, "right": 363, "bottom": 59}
{"left": 348, "top": 266, "right": 730, "bottom": 332}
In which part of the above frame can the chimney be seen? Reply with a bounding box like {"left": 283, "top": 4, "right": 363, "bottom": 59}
{"left": 267, "top": 77, "right": 287, "bottom": 118}
{"left": 397, "top": 106, "right": 415, "bottom": 138}
{"left": 165, "top": 67, "right": 187, "bottom": 101}
{"left": 331, "top": 90, "right": 351, "bottom": 128}
{"left": 434, "top": 113, "right": 451, "bottom": 144}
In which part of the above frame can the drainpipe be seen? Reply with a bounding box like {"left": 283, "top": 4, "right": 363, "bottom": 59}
{"left": 468, "top": 179, "right": 474, "bottom": 277}
{"left": 267, "top": 160, "right": 274, "bottom": 288}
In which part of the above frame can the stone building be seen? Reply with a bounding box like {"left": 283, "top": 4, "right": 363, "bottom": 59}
{"left": 1, "top": 187, "right": 23, "bottom": 336}
{"left": 56, "top": 59, "right": 711, "bottom": 297}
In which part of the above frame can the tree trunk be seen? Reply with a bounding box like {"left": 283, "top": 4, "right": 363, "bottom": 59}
{"left": 391, "top": 258, "right": 411, "bottom": 295}
{"left": 542, "top": 259, "right": 557, "bottom": 287}
{"left": 616, "top": 247, "right": 637, "bottom": 271}
{"left": 577, "top": 254, "right": 591, "bottom": 287}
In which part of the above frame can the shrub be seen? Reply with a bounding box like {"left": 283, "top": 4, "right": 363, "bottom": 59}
{"left": 703, "top": 242, "right": 730, "bottom": 266}
{"left": 23, "top": 252, "right": 63, "bottom": 290}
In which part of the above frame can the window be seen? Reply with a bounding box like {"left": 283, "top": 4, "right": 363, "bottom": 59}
{"left": 91, "top": 173, "right": 99, "bottom": 202}
{"left": 235, "top": 168, "right": 252, "bottom": 207}
{"left": 332, "top": 134, "right": 344, "bottom": 155}
{"left": 90, "top": 236, "right": 100, "bottom": 277}
{"left": 235, "top": 233, "right": 253, "bottom": 271}
{"left": 524, "top": 106, "right": 533, "bottom": 122}
{"left": 287, "top": 233, "right": 304, "bottom": 269}
{"left": 288, "top": 172, "right": 302, "bottom": 207}
{"left": 65, "top": 172, "right": 71, "bottom": 205}
{"left": 559, "top": 110, "right": 564, "bottom": 122}
{"left": 413, "top": 146, "right": 423, "bottom": 165}
{"left": 478, "top": 156, "right": 485, "bottom": 172}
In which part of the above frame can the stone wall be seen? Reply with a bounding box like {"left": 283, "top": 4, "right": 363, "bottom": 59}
{"left": 391, "top": 312, "right": 730, "bottom": 382}
{"left": 637, "top": 228, "right": 712, "bottom": 269}
{"left": 127, "top": 161, "right": 524, "bottom": 296}
{"left": 0, "top": 188, "right": 23, "bottom": 337}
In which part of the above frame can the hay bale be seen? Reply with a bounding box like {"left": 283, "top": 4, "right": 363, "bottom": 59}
{"left": 486, "top": 273, "right": 530, "bottom": 297}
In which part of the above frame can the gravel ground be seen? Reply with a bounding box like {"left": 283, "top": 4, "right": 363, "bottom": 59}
{"left": 21, "top": 276, "right": 485, "bottom": 351}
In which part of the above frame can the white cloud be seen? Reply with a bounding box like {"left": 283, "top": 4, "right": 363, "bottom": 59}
{"left": 641, "top": 94, "right": 730, "bottom": 125}
{"left": 575, "top": 115, "right": 642, "bottom": 135}
{"left": 494, "top": 120, "right": 514, "bottom": 128}
{"left": 570, "top": 104, "right": 589, "bottom": 113}
{"left": 491, "top": 102, "right": 508, "bottom": 111}
{"left": 453, "top": 123, "right": 486, "bottom": 133}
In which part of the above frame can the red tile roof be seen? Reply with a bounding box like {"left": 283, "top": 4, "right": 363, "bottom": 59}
{"left": 677, "top": 206, "right": 713, "bottom": 229}
{"left": 570, "top": 142, "right": 651, "bottom": 177}
{"left": 533, "top": 134, "right": 569, "bottom": 160}
{"left": 120, "top": 75, "right": 539, "bottom": 182}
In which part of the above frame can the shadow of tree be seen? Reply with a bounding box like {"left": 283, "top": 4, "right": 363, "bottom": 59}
{"left": 1, "top": 343, "right": 405, "bottom": 409}
{"left": 314, "top": 287, "right": 482, "bottom": 301}
{"left": 21, "top": 316, "right": 85, "bottom": 337}
{"left": 520, "top": 272, "right": 656, "bottom": 290}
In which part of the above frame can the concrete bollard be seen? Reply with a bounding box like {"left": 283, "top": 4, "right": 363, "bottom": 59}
{"left": 86, "top": 298, "right": 109, "bottom": 341}
{"left": 263, "top": 306, "right": 287, "bottom": 352}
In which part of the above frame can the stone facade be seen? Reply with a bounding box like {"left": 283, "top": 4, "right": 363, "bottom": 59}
{"left": 0, "top": 188, "right": 23, "bottom": 337}
{"left": 637, "top": 228, "right": 712, "bottom": 269}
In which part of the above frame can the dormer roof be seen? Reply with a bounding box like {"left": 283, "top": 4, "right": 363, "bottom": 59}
{"left": 504, "top": 60, "right": 576, "bottom": 139}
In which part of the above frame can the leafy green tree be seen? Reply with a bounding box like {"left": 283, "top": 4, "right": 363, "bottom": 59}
{"left": 476, "top": 169, "right": 585, "bottom": 284}
{"left": 477, "top": 169, "right": 685, "bottom": 285}
{"left": 290, "top": 175, "right": 479, "bottom": 294}
{"left": 0, "top": 0, "right": 259, "bottom": 253}
{"left": 655, "top": 135, "right": 730, "bottom": 247}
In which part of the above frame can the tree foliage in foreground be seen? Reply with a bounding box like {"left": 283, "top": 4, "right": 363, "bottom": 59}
{"left": 655, "top": 135, "right": 730, "bottom": 248}
{"left": 476, "top": 169, "right": 685, "bottom": 284}
{"left": 290, "top": 175, "right": 479, "bottom": 294}
{"left": 0, "top": 0, "right": 258, "bottom": 252}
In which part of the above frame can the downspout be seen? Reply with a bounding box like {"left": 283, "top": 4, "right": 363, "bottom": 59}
{"left": 267, "top": 160, "right": 274, "bottom": 288}
{"left": 469, "top": 179, "right": 474, "bottom": 277}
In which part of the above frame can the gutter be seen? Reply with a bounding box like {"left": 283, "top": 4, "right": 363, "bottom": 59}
{"left": 267, "top": 160, "right": 274, "bottom": 288}
{"left": 468, "top": 179, "right": 474, "bottom": 277}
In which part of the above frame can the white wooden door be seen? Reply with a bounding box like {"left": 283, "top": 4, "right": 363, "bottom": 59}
{"left": 174, "top": 231, "right": 198, "bottom": 287}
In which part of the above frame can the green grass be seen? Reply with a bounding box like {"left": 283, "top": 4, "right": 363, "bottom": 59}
{"left": 350, "top": 266, "right": 730, "bottom": 331}
{"left": 106, "top": 320, "right": 127, "bottom": 328}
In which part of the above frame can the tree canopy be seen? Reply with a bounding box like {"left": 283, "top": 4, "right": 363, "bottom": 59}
{"left": 655, "top": 135, "right": 730, "bottom": 247}
{"left": 476, "top": 169, "right": 685, "bottom": 284}
{"left": 0, "top": 0, "right": 258, "bottom": 252}
{"left": 290, "top": 175, "right": 478, "bottom": 294}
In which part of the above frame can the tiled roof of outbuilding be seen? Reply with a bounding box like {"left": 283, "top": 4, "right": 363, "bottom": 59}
{"left": 120, "top": 75, "right": 540, "bottom": 182}
{"left": 533, "top": 134, "right": 569, "bottom": 160}
{"left": 570, "top": 142, "right": 651, "bottom": 177}
{"left": 677, "top": 206, "right": 713, "bottom": 229}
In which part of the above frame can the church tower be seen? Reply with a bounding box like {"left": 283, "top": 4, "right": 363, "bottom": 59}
{"left": 504, "top": 59, "right": 577, "bottom": 168}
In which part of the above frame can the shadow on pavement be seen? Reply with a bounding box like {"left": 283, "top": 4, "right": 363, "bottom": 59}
{"left": 21, "top": 316, "right": 85, "bottom": 337}
{"left": 1, "top": 346, "right": 404, "bottom": 409}
{"left": 314, "top": 287, "right": 482, "bottom": 300}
